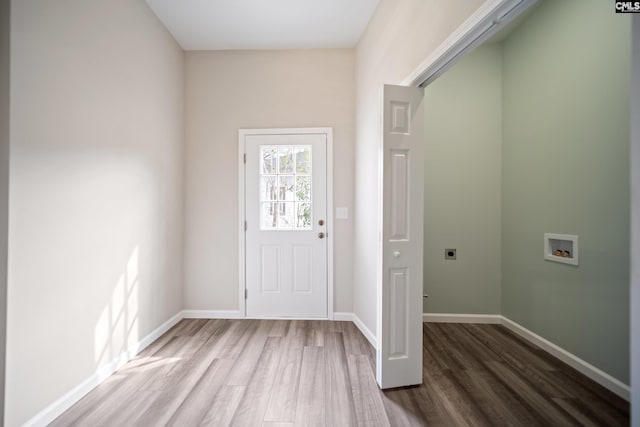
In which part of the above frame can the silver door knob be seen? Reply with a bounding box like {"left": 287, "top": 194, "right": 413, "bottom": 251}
{"left": 318, "top": 232, "right": 325, "bottom": 239}
{"left": 393, "top": 251, "right": 401, "bottom": 258}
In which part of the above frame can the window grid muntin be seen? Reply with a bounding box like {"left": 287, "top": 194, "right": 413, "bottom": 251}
{"left": 260, "top": 145, "right": 312, "bottom": 230}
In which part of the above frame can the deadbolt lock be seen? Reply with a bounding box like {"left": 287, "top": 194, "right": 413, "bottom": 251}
{"left": 318, "top": 219, "right": 324, "bottom": 226}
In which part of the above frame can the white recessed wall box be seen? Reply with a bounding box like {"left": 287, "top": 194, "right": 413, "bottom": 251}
{"left": 544, "top": 233, "right": 579, "bottom": 266}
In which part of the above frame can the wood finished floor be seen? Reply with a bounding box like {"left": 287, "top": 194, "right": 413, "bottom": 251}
{"left": 51, "top": 320, "right": 629, "bottom": 426}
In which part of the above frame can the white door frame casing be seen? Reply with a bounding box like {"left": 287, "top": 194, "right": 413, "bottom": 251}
{"left": 400, "top": 0, "right": 539, "bottom": 88}
{"left": 238, "top": 128, "right": 334, "bottom": 319}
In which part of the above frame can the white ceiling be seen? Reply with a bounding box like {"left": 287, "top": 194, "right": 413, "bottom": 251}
{"left": 146, "top": 0, "right": 380, "bottom": 51}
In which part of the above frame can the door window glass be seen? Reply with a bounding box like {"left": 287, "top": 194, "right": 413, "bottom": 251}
{"left": 260, "top": 145, "right": 312, "bottom": 230}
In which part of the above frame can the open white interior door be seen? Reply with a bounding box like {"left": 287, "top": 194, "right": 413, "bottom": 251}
{"left": 377, "top": 84, "right": 425, "bottom": 389}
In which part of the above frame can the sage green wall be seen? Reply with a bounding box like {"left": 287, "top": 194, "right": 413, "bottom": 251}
{"left": 630, "top": 15, "right": 640, "bottom": 424}
{"left": 501, "top": 0, "right": 631, "bottom": 383}
{"left": 423, "top": 45, "right": 502, "bottom": 314}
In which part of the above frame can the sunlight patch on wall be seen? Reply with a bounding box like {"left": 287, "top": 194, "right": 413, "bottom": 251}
{"left": 93, "top": 246, "right": 141, "bottom": 365}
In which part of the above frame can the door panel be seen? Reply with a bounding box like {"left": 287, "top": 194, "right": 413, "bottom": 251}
{"left": 260, "top": 245, "right": 280, "bottom": 292}
{"left": 245, "top": 133, "right": 328, "bottom": 318}
{"left": 390, "top": 150, "right": 410, "bottom": 240}
{"left": 292, "top": 245, "right": 312, "bottom": 293}
{"left": 377, "top": 84, "right": 424, "bottom": 388}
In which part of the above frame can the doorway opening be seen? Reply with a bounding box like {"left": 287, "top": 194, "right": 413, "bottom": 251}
{"left": 239, "top": 128, "right": 334, "bottom": 319}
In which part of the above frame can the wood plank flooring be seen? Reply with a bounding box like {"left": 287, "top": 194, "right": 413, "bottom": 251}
{"left": 51, "top": 320, "right": 629, "bottom": 426}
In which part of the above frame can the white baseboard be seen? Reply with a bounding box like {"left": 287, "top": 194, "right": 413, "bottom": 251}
{"left": 134, "top": 311, "right": 184, "bottom": 353}
{"left": 423, "top": 313, "right": 502, "bottom": 324}
{"left": 330, "top": 312, "right": 378, "bottom": 349}
{"left": 500, "top": 316, "right": 630, "bottom": 401}
{"left": 24, "top": 311, "right": 184, "bottom": 427}
{"left": 351, "top": 313, "right": 378, "bottom": 349}
{"left": 243, "top": 316, "right": 329, "bottom": 320}
{"left": 182, "top": 310, "right": 242, "bottom": 319}
{"left": 332, "top": 312, "right": 354, "bottom": 322}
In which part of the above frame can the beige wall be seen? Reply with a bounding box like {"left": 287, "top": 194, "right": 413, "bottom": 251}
{"left": 184, "top": 49, "right": 355, "bottom": 313}
{"left": 7, "top": 0, "right": 184, "bottom": 425}
{"left": 0, "top": 0, "right": 9, "bottom": 422}
{"left": 354, "top": 0, "right": 485, "bottom": 335}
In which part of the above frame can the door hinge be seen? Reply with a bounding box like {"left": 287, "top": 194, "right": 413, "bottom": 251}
{"left": 244, "top": 221, "right": 247, "bottom": 231}
{"left": 245, "top": 289, "right": 248, "bottom": 299}
{"left": 243, "top": 153, "right": 246, "bottom": 164}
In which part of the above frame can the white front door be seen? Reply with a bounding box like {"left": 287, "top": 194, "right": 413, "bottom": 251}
{"left": 243, "top": 131, "right": 328, "bottom": 318}
{"left": 377, "top": 85, "right": 425, "bottom": 388}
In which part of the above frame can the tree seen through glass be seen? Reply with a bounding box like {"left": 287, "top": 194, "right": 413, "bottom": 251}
{"left": 260, "top": 145, "right": 312, "bottom": 230}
